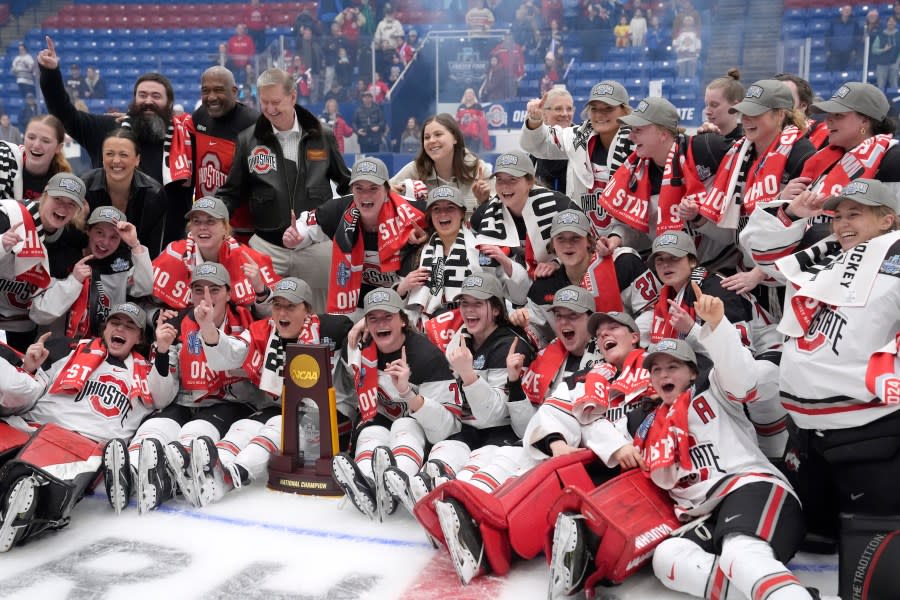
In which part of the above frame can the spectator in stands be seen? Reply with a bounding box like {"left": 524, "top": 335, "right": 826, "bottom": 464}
{"left": 335, "top": 47, "right": 354, "bottom": 91}
{"left": 456, "top": 88, "right": 491, "bottom": 153}
{"left": 630, "top": 8, "right": 648, "bottom": 48}
{"left": 0, "top": 114, "right": 22, "bottom": 145}
{"left": 539, "top": 52, "right": 560, "bottom": 95}
{"left": 703, "top": 68, "right": 744, "bottom": 140}
{"left": 672, "top": 15, "right": 701, "bottom": 78}
{"left": 671, "top": 0, "right": 701, "bottom": 36}
{"left": 296, "top": 24, "right": 324, "bottom": 102}
{"left": 828, "top": 5, "right": 862, "bottom": 72}
{"left": 37, "top": 36, "right": 192, "bottom": 246}
{"left": 65, "top": 64, "right": 86, "bottom": 102}
{"left": 646, "top": 14, "right": 669, "bottom": 61}
{"left": 512, "top": 6, "right": 535, "bottom": 48}
{"left": 323, "top": 81, "right": 346, "bottom": 103}
{"left": 216, "top": 67, "right": 351, "bottom": 312}
{"left": 81, "top": 129, "right": 168, "bottom": 259}
{"left": 173, "top": 104, "right": 185, "bottom": 117}
{"left": 398, "top": 116, "right": 421, "bottom": 153}
{"left": 577, "top": 5, "right": 606, "bottom": 63}
{"left": 17, "top": 93, "right": 41, "bottom": 131}
{"left": 214, "top": 43, "right": 229, "bottom": 68}
{"left": 480, "top": 55, "right": 512, "bottom": 103}
{"left": 319, "top": 99, "right": 354, "bottom": 153}
{"left": 489, "top": 32, "right": 525, "bottom": 96}
{"left": 242, "top": 0, "right": 269, "bottom": 51}
{"left": 367, "top": 73, "right": 390, "bottom": 104}
{"left": 11, "top": 43, "right": 36, "bottom": 100}
{"left": 374, "top": 4, "right": 405, "bottom": 51}
{"left": 323, "top": 22, "right": 347, "bottom": 94}
{"left": 873, "top": 16, "right": 900, "bottom": 91}
{"left": 865, "top": 8, "right": 882, "bottom": 40}
{"left": 466, "top": 0, "right": 496, "bottom": 54}
{"left": 614, "top": 15, "right": 631, "bottom": 48}
{"left": 353, "top": 91, "right": 385, "bottom": 153}
{"left": 335, "top": 5, "right": 366, "bottom": 60}
{"left": 397, "top": 31, "right": 417, "bottom": 66}
{"left": 293, "top": 6, "right": 321, "bottom": 38}
{"left": 227, "top": 24, "right": 256, "bottom": 72}
{"left": 82, "top": 66, "right": 106, "bottom": 100}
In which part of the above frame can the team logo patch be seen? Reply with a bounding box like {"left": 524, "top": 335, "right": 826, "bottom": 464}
{"left": 881, "top": 254, "right": 900, "bottom": 276}
{"left": 695, "top": 165, "right": 712, "bottom": 180}
{"left": 557, "top": 212, "right": 580, "bottom": 225}
{"left": 368, "top": 290, "right": 391, "bottom": 304}
{"left": 337, "top": 261, "right": 351, "bottom": 287}
{"left": 591, "top": 83, "right": 614, "bottom": 97}
{"left": 654, "top": 340, "right": 678, "bottom": 352}
{"left": 555, "top": 288, "right": 580, "bottom": 303}
{"left": 655, "top": 233, "right": 679, "bottom": 247}
{"left": 110, "top": 258, "right": 130, "bottom": 273}
{"left": 431, "top": 186, "right": 456, "bottom": 199}
{"left": 746, "top": 85, "right": 764, "bottom": 99}
{"left": 355, "top": 160, "right": 379, "bottom": 174}
{"left": 472, "top": 355, "right": 486, "bottom": 370}
{"left": 463, "top": 275, "right": 484, "bottom": 288}
{"left": 843, "top": 180, "right": 869, "bottom": 195}
{"left": 97, "top": 207, "right": 120, "bottom": 221}
{"left": 57, "top": 177, "right": 84, "bottom": 195}
{"left": 478, "top": 252, "right": 493, "bottom": 266}
{"left": 833, "top": 86, "right": 851, "bottom": 99}
{"left": 114, "top": 302, "right": 140, "bottom": 317}
{"left": 496, "top": 154, "right": 519, "bottom": 168}
{"left": 636, "top": 100, "right": 649, "bottom": 113}
{"left": 276, "top": 279, "right": 298, "bottom": 292}
{"left": 193, "top": 198, "right": 217, "bottom": 210}
{"left": 187, "top": 330, "right": 203, "bottom": 355}
{"left": 196, "top": 263, "right": 220, "bottom": 277}
{"left": 248, "top": 146, "right": 277, "bottom": 174}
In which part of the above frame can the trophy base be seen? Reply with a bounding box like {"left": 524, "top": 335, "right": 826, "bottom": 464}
{"left": 267, "top": 455, "right": 343, "bottom": 496}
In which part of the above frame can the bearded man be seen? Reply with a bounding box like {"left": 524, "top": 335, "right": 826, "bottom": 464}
{"left": 37, "top": 36, "right": 193, "bottom": 245}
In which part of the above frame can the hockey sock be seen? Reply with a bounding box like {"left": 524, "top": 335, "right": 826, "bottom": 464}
{"left": 389, "top": 418, "right": 425, "bottom": 476}
{"left": 720, "top": 533, "right": 810, "bottom": 600}
{"left": 128, "top": 418, "right": 180, "bottom": 466}
{"left": 234, "top": 416, "right": 281, "bottom": 482}
{"left": 178, "top": 419, "right": 220, "bottom": 448}
{"left": 216, "top": 419, "right": 265, "bottom": 464}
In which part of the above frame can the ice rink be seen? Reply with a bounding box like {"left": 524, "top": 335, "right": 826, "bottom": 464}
{"left": 0, "top": 480, "right": 842, "bottom": 600}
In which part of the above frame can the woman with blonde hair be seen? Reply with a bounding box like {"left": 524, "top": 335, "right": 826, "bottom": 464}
{"left": 703, "top": 68, "right": 744, "bottom": 141}
{"left": 0, "top": 114, "right": 73, "bottom": 201}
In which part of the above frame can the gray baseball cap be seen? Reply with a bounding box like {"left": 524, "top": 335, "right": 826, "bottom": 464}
{"left": 459, "top": 272, "right": 504, "bottom": 300}
{"left": 191, "top": 262, "right": 231, "bottom": 287}
{"left": 106, "top": 302, "right": 146, "bottom": 330}
{"left": 585, "top": 80, "right": 630, "bottom": 107}
{"left": 811, "top": 82, "right": 890, "bottom": 121}
{"left": 551, "top": 286, "right": 595, "bottom": 314}
{"left": 643, "top": 338, "right": 697, "bottom": 370}
{"left": 491, "top": 150, "right": 536, "bottom": 178}
{"left": 45, "top": 172, "right": 86, "bottom": 207}
{"left": 619, "top": 97, "right": 679, "bottom": 130}
{"left": 363, "top": 288, "right": 405, "bottom": 315}
{"left": 648, "top": 230, "right": 697, "bottom": 262}
{"left": 350, "top": 157, "right": 390, "bottom": 186}
{"left": 551, "top": 209, "right": 592, "bottom": 237}
{"left": 588, "top": 310, "right": 639, "bottom": 335}
{"left": 186, "top": 196, "right": 230, "bottom": 220}
{"left": 272, "top": 277, "right": 313, "bottom": 305}
{"left": 426, "top": 185, "right": 465, "bottom": 209}
{"left": 730, "top": 80, "right": 794, "bottom": 116}
{"left": 87, "top": 206, "right": 125, "bottom": 226}
{"left": 822, "top": 178, "right": 899, "bottom": 212}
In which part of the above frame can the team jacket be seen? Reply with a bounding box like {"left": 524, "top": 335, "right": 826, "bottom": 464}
{"left": 338, "top": 331, "right": 459, "bottom": 444}
{"left": 638, "top": 318, "right": 795, "bottom": 520}
{"left": 215, "top": 104, "right": 351, "bottom": 244}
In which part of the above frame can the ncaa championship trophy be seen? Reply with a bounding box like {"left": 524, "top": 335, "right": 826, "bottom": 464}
{"left": 267, "top": 343, "right": 342, "bottom": 495}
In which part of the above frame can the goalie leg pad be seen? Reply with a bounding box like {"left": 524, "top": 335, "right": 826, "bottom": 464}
{"left": 839, "top": 513, "right": 900, "bottom": 600}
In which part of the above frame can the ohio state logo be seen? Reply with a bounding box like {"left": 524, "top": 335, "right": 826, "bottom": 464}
{"left": 77, "top": 374, "right": 130, "bottom": 419}
{"left": 199, "top": 153, "right": 226, "bottom": 195}
{"left": 486, "top": 104, "right": 508, "bottom": 127}
{"left": 248, "top": 146, "right": 277, "bottom": 174}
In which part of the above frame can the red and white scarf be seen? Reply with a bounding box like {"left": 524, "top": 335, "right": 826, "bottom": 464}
{"left": 521, "top": 338, "right": 568, "bottom": 405}
{"left": 600, "top": 138, "right": 707, "bottom": 235}
{"left": 573, "top": 349, "right": 649, "bottom": 424}
{"left": 179, "top": 305, "right": 253, "bottom": 399}
{"left": 122, "top": 112, "right": 192, "bottom": 186}
{"left": 352, "top": 341, "right": 381, "bottom": 423}
{"left": 635, "top": 388, "right": 693, "bottom": 489}
{"left": 48, "top": 338, "right": 152, "bottom": 407}
{"left": 866, "top": 332, "right": 900, "bottom": 405}
{"left": 704, "top": 126, "right": 803, "bottom": 227}
{"left": 806, "top": 119, "right": 830, "bottom": 150}
{"left": 243, "top": 314, "right": 321, "bottom": 396}
{"left": 326, "top": 192, "right": 425, "bottom": 314}
{"left": 1, "top": 199, "right": 51, "bottom": 290}
{"left": 580, "top": 253, "right": 625, "bottom": 312}
{"left": 423, "top": 308, "right": 464, "bottom": 352}
{"left": 651, "top": 281, "right": 699, "bottom": 344}
{"left": 152, "top": 236, "right": 279, "bottom": 308}
{"left": 800, "top": 133, "right": 895, "bottom": 197}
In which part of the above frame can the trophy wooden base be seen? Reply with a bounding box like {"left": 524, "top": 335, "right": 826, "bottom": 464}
{"left": 267, "top": 454, "right": 343, "bottom": 496}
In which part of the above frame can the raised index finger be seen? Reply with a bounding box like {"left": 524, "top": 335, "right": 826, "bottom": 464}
{"left": 691, "top": 281, "right": 703, "bottom": 300}
{"left": 507, "top": 337, "right": 518, "bottom": 356}
{"left": 401, "top": 346, "right": 407, "bottom": 364}
{"left": 36, "top": 331, "right": 52, "bottom": 345}
{"left": 45, "top": 36, "right": 56, "bottom": 54}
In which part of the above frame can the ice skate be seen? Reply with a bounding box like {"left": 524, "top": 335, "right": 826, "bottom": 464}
{"left": 332, "top": 453, "right": 377, "bottom": 520}
{"left": 191, "top": 436, "right": 229, "bottom": 507}
{"left": 136, "top": 438, "right": 175, "bottom": 514}
{"left": 103, "top": 438, "right": 132, "bottom": 514}
{"left": 164, "top": 441, "right": 199, "bottom": 507}
{"left": 383, "top": 466, "right": 416, "bottom": 516}
{"left": 372, "top": 446, "right": 398, "bottom": 521}
{"left": 548, "top": 512, "right": 589, "bottom": 599}
{"left": 434, "top": 498, "right": 485, "bottom": 584}
{"left": 0, "top": 475, "right": 38, "bottom": 552}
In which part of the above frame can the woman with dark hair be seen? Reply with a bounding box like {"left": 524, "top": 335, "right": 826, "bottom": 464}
{"left": 390, "top": 113, "right": 493, "bottom": 212}
{"left": 81, "top": 129, "right": 168, "bottom": 258}
{"left": 0, "top": 114, "right": 73, "bottom": 201}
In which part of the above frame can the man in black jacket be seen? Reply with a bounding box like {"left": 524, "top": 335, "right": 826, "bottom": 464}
{"left": 36, "top": 36, "right": 192, "bottom": 247}
{"left": 216, "top": 67, "right": 351, "bottom": 312}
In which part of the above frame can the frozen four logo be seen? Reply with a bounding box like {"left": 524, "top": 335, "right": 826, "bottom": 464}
{"left": 843, "top": 180, "right": 869, "bottom": 196}
{"left": 57, "top": 177, "right": 84, "bottom": 195}
{"left": 654, "top": 339, "right": 678, "bottom": 352}
{"left": 655, "top": 233, "right": 679, "bottom": 246}
{"left": 96, "top": 207, "right": 119, "bottom": 220}
{"left": 463, "top": 275, "right": 484, "bottom": 288}
{"left": 114, "top": 302, "right": 140, "bottom": 317}
{"left": 195, "top": 263, "right": 220, "bottom": 277}
{"left": 276, "top": 279, "right": 299, "bottom": 292}
{"left": 496, "top": 154, "right": 520, "bottom": 168}
{"left": 745, "top": 85, "right": 764, "bottom": 99}
{"left": 834, "top": 86, "right": 851, "bottom": 99}
{"left": 555, "top": 288, "right": 580, "bottom": 303}
{"left": 431, "top": 186, "right": 455, "bottom": 199}
{"left": 248, "top": 146, "right": 277, "bottom": 174}
{"left": 356, "top": 161, "right": 379, "bottom": 175}
{"left": 636, "top": 100, "right": 650, "bottom": 113}
{"left": 368, "top": 290, "right": 392, "bottom": 304}
{"left": 591, "top": 83, "right": 615, "bottom": 97}
{"left": 557, "top": 212, "right": 580, "bottom": 225}
{"left": 193, "top": 198, "right": 217, "bottom": 210}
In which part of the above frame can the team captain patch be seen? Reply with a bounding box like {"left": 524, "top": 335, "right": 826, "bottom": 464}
{"left": 248, "top": 146, "right": 277, "bottom": 174}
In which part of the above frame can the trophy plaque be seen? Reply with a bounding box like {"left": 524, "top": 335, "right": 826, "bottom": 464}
{"left": 267, "top": 343, "right": 342, "bottom": 495}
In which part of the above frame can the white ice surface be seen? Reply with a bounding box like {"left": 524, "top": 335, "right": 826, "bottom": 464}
{"left": 0, "top": 484, "right": 839, "bottom": 600}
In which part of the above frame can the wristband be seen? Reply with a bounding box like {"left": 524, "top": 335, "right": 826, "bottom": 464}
{"left": 397, "top": 386, "right": 416, "bottom": 401}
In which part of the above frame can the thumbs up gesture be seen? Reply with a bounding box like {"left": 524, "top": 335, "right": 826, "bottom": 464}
{"left": 691, "top": 281, "right": 724, "bottom": 331}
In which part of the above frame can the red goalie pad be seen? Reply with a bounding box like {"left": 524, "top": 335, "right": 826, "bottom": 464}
{"left": 548, "top": 469, "right": 679, "bottom": 593}
{"left": 16, "top": 423, "right": 102, "bottom": 469}
{"left": 0, "top": 421, "right": 31, "bottom": 458}
{"left": 413, "top": 449, "right": 597, "bottom": 575}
